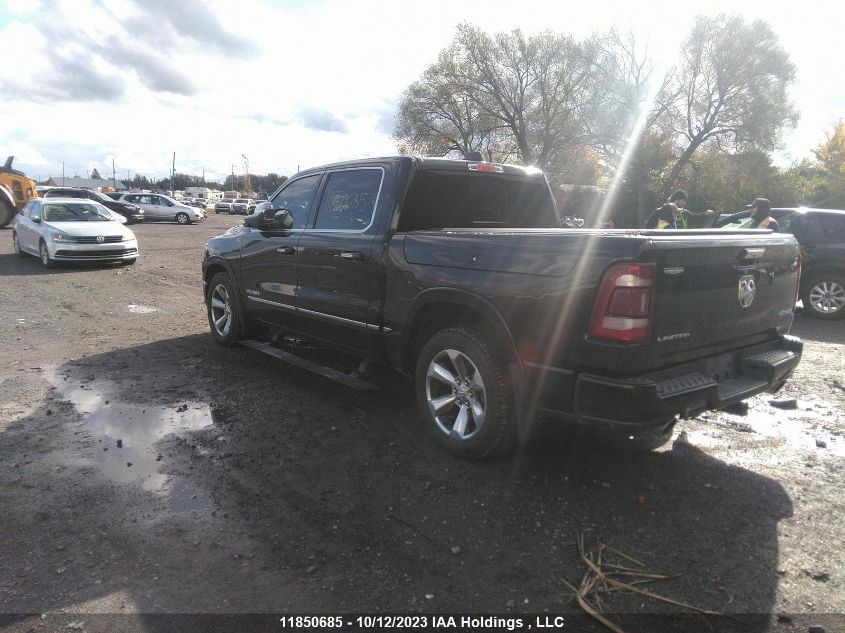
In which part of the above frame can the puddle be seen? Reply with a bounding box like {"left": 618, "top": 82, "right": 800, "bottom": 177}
{"left": 45, "top": 367, "right": 215, "bottom": 512}
{"left": 127, "top": 304, "right": 157, "bottom": 314}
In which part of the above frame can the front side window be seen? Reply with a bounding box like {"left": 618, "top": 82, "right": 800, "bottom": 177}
{"left": 271, "top": 174, "right": 321, "bottom": 229}
{"left": 314, "top": 169, "right": 382, "bottom": 231}
{"left": 42, "top": 202, "right": 112, "bottom": 222}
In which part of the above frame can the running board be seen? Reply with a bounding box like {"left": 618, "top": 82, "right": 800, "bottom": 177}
{"left": 239, "top": 340, "right": 378, "bottom": 391}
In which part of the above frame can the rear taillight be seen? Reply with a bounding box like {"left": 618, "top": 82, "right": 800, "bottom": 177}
{"left": 588, "top": 262, "right": 655, "bottom": 344}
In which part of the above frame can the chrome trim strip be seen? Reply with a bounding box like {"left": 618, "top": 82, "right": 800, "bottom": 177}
{"left": 246, "top": 296, "right": 296, "bottom": 311}
{"left": 298, "top": 307, "right": 369, "bottom": 329}
{"left": 247, "top": 297, "right": 389, "bottom": 332}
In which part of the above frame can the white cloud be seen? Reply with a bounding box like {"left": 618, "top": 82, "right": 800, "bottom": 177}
{"left": 1, "top": 0, "right": 843, "bottom": 182}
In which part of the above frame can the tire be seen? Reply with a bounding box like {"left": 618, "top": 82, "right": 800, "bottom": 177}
{"left": 176, "top": 212, "right": 190, "bottom": 225}
{"left": 0, "top": 200, "right": 14, "bottom": 229}
{"left": 12, "top": 232, "right": 25, "bottom": 257}
{"left": 415, "top": 327, "right": 516, "bottom": 459}
{"left": 123, "top": 258, "right": 137, "bottom": 266}
{"left": 801, "top": 270, "right": 845, "bottom": 320}
{"left": 39, "top": 240, "right": 55, "bottom": 268}
{"left": 207, "top": 272, "right": 246, "bottom": 346}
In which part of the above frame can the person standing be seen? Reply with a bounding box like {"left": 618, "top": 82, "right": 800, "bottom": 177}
{"left": 743, "top": 197, "right": 779, "bottom": 231}
{"left": 669, "top": 189, "right": 715, "bottom": 228}
{"left": 644, "top": 202, "right": 680, "bottom": 229}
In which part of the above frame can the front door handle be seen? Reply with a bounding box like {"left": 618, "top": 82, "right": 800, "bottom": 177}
{"left": 276, "top": 246, "right": 296, "bottom": 255}
{"left": 339, "top": 251, "right": 363, "bottom": 260}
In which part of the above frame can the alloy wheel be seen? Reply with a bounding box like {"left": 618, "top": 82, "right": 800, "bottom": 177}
{"left": 425, "top": 348, "right": 487, "bottom": 440}
{"left": 209, "top": 284, "right": 233, "bottom": 336}
{"left": 809, "top": 280, "right": 845, "bottom": 315}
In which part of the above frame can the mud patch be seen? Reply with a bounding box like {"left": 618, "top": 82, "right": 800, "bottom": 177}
{"left": 45, "top": 367, "right": 212, "bottom": 512}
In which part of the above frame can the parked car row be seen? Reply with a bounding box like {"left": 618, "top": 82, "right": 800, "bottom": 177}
{"left": 43, "top": 187, "right": 145, "bottom": 224}
{"left": 117, "top": 193, "right": 206, "bottom": 224}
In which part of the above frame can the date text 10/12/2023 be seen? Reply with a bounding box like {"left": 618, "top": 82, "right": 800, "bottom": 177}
{"left": 277, "top": 615, "right": 568, "bottom": 630}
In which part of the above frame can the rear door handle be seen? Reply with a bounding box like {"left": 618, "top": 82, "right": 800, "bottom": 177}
{"left": 340, "top": 251, "right": 363, "bottom": 260}
{"left": 276, "top": 246, "right": 296, "bottom": 255}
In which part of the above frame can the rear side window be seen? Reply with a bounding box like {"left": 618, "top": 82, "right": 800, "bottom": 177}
{"left": 399, "top": 170, "right": 557, "bottom": 231}
{"left": 818, "top": 214, "right": 845, "bottom": 241}
{"left": 314, "top": 169, "right": 382, "bottom": 231}
{"left": 271, "top": 174, "right": 321, "bottom": 229}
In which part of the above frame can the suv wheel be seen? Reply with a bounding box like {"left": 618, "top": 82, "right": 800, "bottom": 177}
{"left": 802, "top": 271, "right": 845, "bottom": 320}
{"left": 207, "top": 272, "right": 246, "bottom": 346}
{"left": 415, "top": 327, "right": 516, "bottom": 459}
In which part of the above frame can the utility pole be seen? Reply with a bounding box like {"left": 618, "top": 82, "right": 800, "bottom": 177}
{"left": 231, "top": 164, "right": 236, "bottom": 194}
{"left": 62, "top": 161, "right": 65, "bottom": 186}
{"left": 241, "top": 154, "right": 251, "bottom": 197}
{"left": 112, "top": 157, "right": 116, "bottom": 190}
{"left": 170, "top": 152, "right": 175, "bottom": 196}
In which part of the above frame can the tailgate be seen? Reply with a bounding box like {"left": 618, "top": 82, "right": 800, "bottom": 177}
{"left": 639, "top": 231, "right": 799, "bottom": 366}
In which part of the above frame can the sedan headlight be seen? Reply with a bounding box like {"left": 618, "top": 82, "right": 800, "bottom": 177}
{"left": 52, "top": 233, "right": 75, "bottom": 243}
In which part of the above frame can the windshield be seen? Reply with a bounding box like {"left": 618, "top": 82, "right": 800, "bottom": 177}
{"left": 43, "top": 202, "right": 113, "bottom": 222}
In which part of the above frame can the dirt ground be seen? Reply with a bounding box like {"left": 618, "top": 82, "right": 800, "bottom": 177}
{"left": 0, "top": 214, "right": 843, "bottom": 633}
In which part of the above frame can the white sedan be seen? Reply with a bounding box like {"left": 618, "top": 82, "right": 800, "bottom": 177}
{"left": 12, "top": 197, "right": 139, "bottom": 267}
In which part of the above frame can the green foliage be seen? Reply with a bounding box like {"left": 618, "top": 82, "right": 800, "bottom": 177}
{"left": 90, "top": 168, "right": 101, "bottom": 179}
{"left": 814, "top": 120, "right": 845, "bottom": 177}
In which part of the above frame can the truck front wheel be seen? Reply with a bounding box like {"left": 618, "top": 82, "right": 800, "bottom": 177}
{"left": 207, "top": 272, "right": 246, "bottom": 346}
{"left": 0, "top": 199, "right": 14, "bottom": 229}
{"left": 415, "top": 327, "right": 516, "bottom": 459}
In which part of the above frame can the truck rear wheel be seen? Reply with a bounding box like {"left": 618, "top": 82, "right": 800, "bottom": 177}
{"left": 415, "top": 327, "right": 516, "bottom": 459}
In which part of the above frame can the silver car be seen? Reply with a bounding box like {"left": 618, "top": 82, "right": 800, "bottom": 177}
{"left": 118, "top": 192, "right": 205, "bottom": 224}
{"left": 12, "top": 198, "right": 139, "bottom": 267}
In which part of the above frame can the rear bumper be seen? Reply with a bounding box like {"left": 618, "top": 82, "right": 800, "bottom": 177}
{"left": 572, "top": 335, "right": 802, "bottom": 434}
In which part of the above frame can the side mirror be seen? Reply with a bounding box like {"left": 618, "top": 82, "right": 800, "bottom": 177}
{"left": 31, "top": 215, "right": 41, "bottom": 223}
{"left": 263, "top": 207, "right": 293, "bottom": 229}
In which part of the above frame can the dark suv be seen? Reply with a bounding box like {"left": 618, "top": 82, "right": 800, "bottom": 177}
{"left": 717, "top": 208, "right": 845, "bottom": 319}
{"left": 42, "top": 187, "right": 144, "bottom": 224}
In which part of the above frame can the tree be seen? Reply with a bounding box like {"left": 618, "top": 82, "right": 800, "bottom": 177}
{"left": 395, "top": 24, "right": 605, "bottom": 173}
{"left": 90, "top": 168, "right": 101, "bottom": 179}
{"left": 661, "top": 14, "right": 798, "bottom": 198}
{"left": 814, "top": 120, "right": 845, "bottom": 177}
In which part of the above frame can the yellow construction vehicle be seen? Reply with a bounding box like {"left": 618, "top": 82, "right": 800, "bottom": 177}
{"left": 1, "top": 156, "right": 38, "bottom": 228}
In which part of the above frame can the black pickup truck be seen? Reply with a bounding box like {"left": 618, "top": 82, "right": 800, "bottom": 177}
{"left": 202, "top": 156, "right": 802, "bottom": 458}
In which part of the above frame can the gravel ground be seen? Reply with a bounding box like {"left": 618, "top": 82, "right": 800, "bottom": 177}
{"left": 0, "top": 214, "right": 843, "bottom": 633}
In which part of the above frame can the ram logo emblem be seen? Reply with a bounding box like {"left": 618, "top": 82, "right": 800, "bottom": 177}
{"left": 738, "top": 275, "right": 756, "bottom": 309}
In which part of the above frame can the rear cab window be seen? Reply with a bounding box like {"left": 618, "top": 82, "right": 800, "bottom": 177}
{"left": 398, "top": 169, "right": 558, "bottom": 231}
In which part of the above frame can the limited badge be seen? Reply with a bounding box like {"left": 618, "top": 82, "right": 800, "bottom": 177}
{"left": 96, "top": 235, "right": 105, "bottom": 243}
{"left": 738, "top": 274, "right": 756, "bottom": 308}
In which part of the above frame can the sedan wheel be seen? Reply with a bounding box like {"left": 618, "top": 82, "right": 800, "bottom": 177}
{"left": 39, "top": 241, "right": 55, "bottom": 268}
{"left": 176, "top": 212, "right": 190, "bottom": 224}
{"left": 13, "top": 232, "right": 25, "bottom": 257}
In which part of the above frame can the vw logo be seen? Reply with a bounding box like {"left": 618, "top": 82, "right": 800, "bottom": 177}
{"left": 738, "top": 275, "right": 756, "bottom": 308}
{"left": 96, "top": 235, "right": 105, "bottom": 243}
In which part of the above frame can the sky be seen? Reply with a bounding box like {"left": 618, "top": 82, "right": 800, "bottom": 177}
{"left": 0, "top": 0, "right": 843, "bottom": 184}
